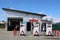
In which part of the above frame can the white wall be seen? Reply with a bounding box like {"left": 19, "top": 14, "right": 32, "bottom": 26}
{"left": 6, "top": 11, "right": 41, "bottom": 22}
{"left": 4, "top": 10, "right": 42, "bottom": 31}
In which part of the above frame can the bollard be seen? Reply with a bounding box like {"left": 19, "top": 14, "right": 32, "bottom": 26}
{"left": 56, "top": 30, "right": 59, "bottom": 37}
{"left": 13, "top": 28, "right": 16, "bottom": 36}
{"left": 54, "top": 30, "right": 59, "bottom": 37}
{"left": 54, "top": 30, "right": 56, "bottom": 36}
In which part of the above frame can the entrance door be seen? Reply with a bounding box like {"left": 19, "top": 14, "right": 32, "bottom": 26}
{"left": 7, "top": 17, "right": 23, "bottom": 31}
{"left": 11, "top": 20, "right": 20, "bottom": 30}
{"left": 7, "top": 20, "right": 20, "bottom": 31}
{"left": 27, "top": 22, "right": 31, "bottom": 31}
{"left": 41, "top": 23, "right": 46, "bottom": 32}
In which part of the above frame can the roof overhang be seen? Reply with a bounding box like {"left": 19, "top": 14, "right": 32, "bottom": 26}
{"left": 2, "top": 8, "right": 46, "bottom": 18}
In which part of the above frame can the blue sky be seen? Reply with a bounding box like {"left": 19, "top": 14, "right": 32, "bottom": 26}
{"left": 0, "top": 0, "right": 60, "bottom": 21}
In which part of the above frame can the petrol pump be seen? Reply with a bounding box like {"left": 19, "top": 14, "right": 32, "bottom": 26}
{"left": 20, "top": 24, "right": 26, "bottom": 36}
{"left": 33, "top": 22, "right": 40, "bottom": 36}
{"left": 46, "top": 22, "right": 52, "bottom": 36}
{"left": 29, "top": 18, "right": 40, "bottom": 36}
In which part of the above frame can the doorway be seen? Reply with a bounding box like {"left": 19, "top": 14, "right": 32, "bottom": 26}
{"left": 7, "top": 17, "right": 23, "bottom": 31}
{"left": 41, "top": 23, "right": 46, "bottom": 32}
{"left": 10, "top": 20, "right": 20, "bottom": 31}
{"left": 27, "top": 22, "right": 31, "bottom": 31}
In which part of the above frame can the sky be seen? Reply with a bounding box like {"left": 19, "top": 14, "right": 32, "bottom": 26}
{"left": 0, "top": 0, "right": 60, "bottom": 22}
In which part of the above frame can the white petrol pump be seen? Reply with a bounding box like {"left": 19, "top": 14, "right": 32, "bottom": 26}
{"left": 46, "top": 22, "right": 52, "bottom": 36}
{"left": 33, "top": 22, "right": 40, "bottom": 36}
{"left": 29, "top": 18, "right": 40, "bottom": 36}
{"left": 20, "top": 23, "right": 26, "bottom": 36}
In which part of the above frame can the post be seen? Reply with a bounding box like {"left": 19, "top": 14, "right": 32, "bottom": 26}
{"left": 13, "top": 28, "right": 16, "bottom": 36}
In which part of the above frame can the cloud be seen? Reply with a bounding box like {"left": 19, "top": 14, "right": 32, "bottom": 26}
{"left": 38, "top": 11, "right": 46, "bottom": 14}
{"left": 53, "top": 18, "right": 60, "bottom": 23}
{"left": 42, "top": 16, "right": 53, "bottom": 20}
{"left": 42, "top": 16, "right": 60, "bottom": 24}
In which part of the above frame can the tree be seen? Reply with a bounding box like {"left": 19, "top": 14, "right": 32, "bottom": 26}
{"left": 53, "top": 23, "right": 60, "bottom": 30}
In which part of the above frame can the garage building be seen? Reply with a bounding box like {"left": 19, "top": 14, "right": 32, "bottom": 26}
{"left": 2, "top": 8, "right": 46, "bottom": 32}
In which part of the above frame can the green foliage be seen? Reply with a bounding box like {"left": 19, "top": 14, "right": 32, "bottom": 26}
{"left": 53, "top": 23, "right": 60, "bottom": 30}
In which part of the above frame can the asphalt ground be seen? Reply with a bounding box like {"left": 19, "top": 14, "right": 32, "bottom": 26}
{"left": 0, "top": 28, "right": 60, "bottom": 40}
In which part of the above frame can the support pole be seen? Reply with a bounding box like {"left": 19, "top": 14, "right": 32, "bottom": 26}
{"left": 13, "top": 28, "right": 16, "bottom": 37}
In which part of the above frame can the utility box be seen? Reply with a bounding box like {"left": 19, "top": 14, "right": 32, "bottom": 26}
{"left": 46, "top": 22, "right": 52, "bottom": 36}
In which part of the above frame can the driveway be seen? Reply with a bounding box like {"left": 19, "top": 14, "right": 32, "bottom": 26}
{"left": 0, "top": 28, "right": 60, "bottom": 40}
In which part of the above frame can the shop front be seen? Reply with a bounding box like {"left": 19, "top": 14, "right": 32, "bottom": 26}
{"left": 2, "top": 8, "right": 46, "bottom": 32}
